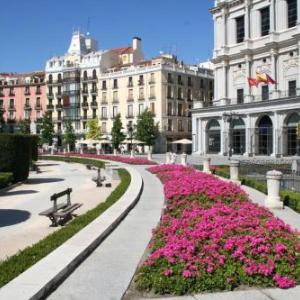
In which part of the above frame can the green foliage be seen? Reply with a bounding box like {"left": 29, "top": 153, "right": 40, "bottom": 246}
{"left": 135, "top": 109, "right": 159, "bottom": 146}
{"left": 0, "top": 158, "right": 130, "bottom": 288}
{"left": 40, "top": 111, "right": 54, "bottom": 145}
{"left": 30, "top": 135, "right": 39, "bottom": 161}
{"left": 0, "top": 172, "right": 13, "bottom": 189}
{"left": 111, "top": 114, "right": 126, "bottom": 149}
{"left": 0, "top": 134, "right": 33, "bottom": 182}
{"left": 18, "top": 119, "right": 31, "bottom": 134}
{"left": 86, "top": 119, "right": 101, "bottom": 140}
{"left": 63, "top": 119, "right": 76, "bottom": 151}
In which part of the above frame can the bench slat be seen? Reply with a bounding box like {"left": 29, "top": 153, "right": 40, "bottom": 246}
{"left": 39, "top": 203, "right": 69, "bottom": 216}
{"left": 53, "top": 203, "right": 82, "bottom": 217}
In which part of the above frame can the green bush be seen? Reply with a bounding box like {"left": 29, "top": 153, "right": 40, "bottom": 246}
{"left": 0, "top": 172, "right": 13, "bottom": 189}
{"left": 30, "top": 135, "right": 39, "bottom": 162}
{"left": 0, "top": 157, "right": 130, "bottom": 288}
{"left": 0, "top": 134, "right": 33, "bottom": 182}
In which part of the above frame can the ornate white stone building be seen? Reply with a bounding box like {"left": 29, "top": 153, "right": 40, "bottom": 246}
{"left": 192, "top": 0, "right": 300, "bottom": 157}
{"left": 45, "top": 32, "right": 214, "bottom": 152}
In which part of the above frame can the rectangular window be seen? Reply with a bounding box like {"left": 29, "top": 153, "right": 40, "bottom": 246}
{"left": 288, "top": 80, "right": 297, "bottom": 97}
{"left": 128, "top": 77, "right": 133, "bottom": 87}
{"left": 167, "top": 86, "right": 173, "bottom": 98}
{"left": 102, "top": 122, "right": 107, "bottom": 133}
{"left": 188, "top": 77, "right": 192, "bottom": 87}
{"left": 178, "top": 120, "right": 183, "bottom": 132}
{"left": 187, "top": 89, "right": 192, "bottom": 101}
{"left": 113, "top": 91, "right": 118, "bottom": 102}
{"left": 92, "top": 109, "right": 97, "bottom": 119}
{"left": 237, "top": 89, "right": 244, "bottom": 104}
{"left": 127, "top": 104, "right": 133, "bottom": 117}
{"left": 167, "top": 102, "right": 172, "bottom": 116}
{"left": 150, "top": 102, "right": 155, "bottom": 115}
{"left": 0, "top": 99, "right": 3, "bottom": 108}
{"left": 9, "top": 99, "right": 14, "bottom": 108}
{"left": 287, "top": 0, "right": 297, "bottom": 28}
{"left": 150, "top": 86, "right": 155, "bottom": 98}
{"left": 128, "top": 89, "right": 133, "bottom": 100}
{"left": 139, "top": 103, "right": 144, "bottom": 115}
{"left": 178, "top": 75, "right": 183, "bottom": 85}
{"left": 188, "top": 120, "right": 192, "bottom": 132}
{"left": 139, "top": 75, "right": 144, "bottom": 85}
{"left": 178, "top": 103, "right": 183, "bottom": 116}
{"left": 113, "top": 106, "right": 118, "bottom": 117}
{"left": 236, "top": 16, "right": 245, "bottom": 43}
{"left": 200, "top": 79, "right": 204, "bottom": 89}
{"left": 178, "top": 87, "right": 183, "bottom": 100}
{"left": 150, "top": 73, "right": 155, "bottom": 83}
{"left": 25, "top": 98, "right": 30, "bottom": 105}
{"left": 167, "top": 119, "right": 172, "bottom": 131}
{"left": 262, "top": 85, "right": 269, "bottom": 100}
{"left": 113, "top": 79, "right": 118, "bottom": 89}
{"left": 139, "top": 87, "right": 144, "bottom": 100}
{"left": 102, "top": 80, "right": 107, "bottom": 90}
{"left": 167, "top": 73, "right": 173, "bottom": 83}
{"left": 102, "top": 92, "right": 107, "bottom": 102}
{"left": 260, "top": 7, "right": 270, "bottom": 36}
{"left": 101, "top": 107, "right": 107, "bottom": 118}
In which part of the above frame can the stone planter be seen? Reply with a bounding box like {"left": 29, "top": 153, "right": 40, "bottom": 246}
{"left": 203, "top": 157, "right": 211, "bottom": 174}
{"left": 181, "top": 153, "right": 187, "bottom": 166}
{"left": 265, "top": 170, "right": 283, "bottom": 209}
{"left": 230, "top": 160, "right": 240, "bottom": 184}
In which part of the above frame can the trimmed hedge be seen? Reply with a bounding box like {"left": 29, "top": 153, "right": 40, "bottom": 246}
{"left": 41, "top": 155, "right": 105, "bottom": 169}
{"left": 0, "top": 172, "right": 13, "bottom": 189}
{"left": 0, "top": 157, "right": 130, "bottom": 288}
{"left": 30, "top": 135, "right": 39, "bottom": 162}
{"left": 211, "top": 165, "right": 300, "bottom": 214}
{"left": 0, "top": 134, "right": 36, "bottom": 182}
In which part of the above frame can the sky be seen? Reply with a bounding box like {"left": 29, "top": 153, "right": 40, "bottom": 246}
{"left": 0, "top": 0, "right": 214, "bottom": 72}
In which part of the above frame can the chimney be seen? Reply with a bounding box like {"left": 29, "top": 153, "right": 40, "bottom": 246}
{"left": 132, "top": 37, "right": 141, "bottom": 51}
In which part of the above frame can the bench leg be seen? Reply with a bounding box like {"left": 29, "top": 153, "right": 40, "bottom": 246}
{"left": 49, "top": 214, "right": 59, "bottom": 227}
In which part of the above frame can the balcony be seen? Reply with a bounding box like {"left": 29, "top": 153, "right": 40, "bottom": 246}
{"left": 81, "top": 89, "right": 89, "bottom": 96}
{"left": 101, "top": 100, "right": 108, "bottom": 105}
{"left": 82, "top": 101, "right": 89, "bottom": 109}
{"left": 149, "top": 80, "right": 155, "bottom": 84}
{"left": 101, "top": 86, "right": 107, "bottom": 90}
{"left": 112, "top": 99, "right": 119, "bottom": 104}
{"left": 56, "top": 103, "right": 63, "bottom": 110}
{"left": 9, "top": 91, "right": 15, "bottom": 97}
{"left": 56, "top": 92, "right": 62, "bottom": 98}
{"left": 90, "top": 101, "right": 98, "bottom": 108}
{"left": 8, "top": 105, "right": 16, "bottom": 111}
{"left": 127, "top": 97, "right": 134, "bottom": 102}
{"left": 81, "top": 115, "right": 89, "bottom": 121}
{"left": 0, "top": 107, "right": 4, "bottom": 112}
{"left": 7, "top": 117, "right": 16, "bottom": 123}
{"left": 46, "top": 104, "right": 54, "bottom": 111}
{"left": 63, "top": 116, "right": 81, "bottom": 121}
{"left": 100, "top": 115, "right": 108, "bottom": 120}
{"left": 24, "top": 104, "right": 32, "bottom": 111}
{"left": 36, "top": 89, "right": 42, "bottom": 95}
{"left": 126, "top": 114, "right": 134, "bottom": 119}
{"left": 0, "top": 91, "right": 4, "bottom": 97}
{"left": 138, "top": 97, "right": 145, "bottom": 101}
{"left": 47, "top": 93, "right": 54, "bottom": 99}
{"left": 82, "top": 76, "right": 98, "bottom": 82}
{"left": 149, "top": 95, "right": 156, "bottom": 100}
{"left": 36, "top": 117, "right": 43, "bottom": 123}
{"left": 90, "top": 88, "right": 98, "bottom": 95}
{"left": 178, "top": 81, "right": 184, "bottom": 86}
{"left": 35, "top": 103, "right": 41, "bottom": 110}
{"left": 127, "top": 82, "right": 134, "bottom": 88}
{"left": 48, "top": 80, "right": 63, "bottom": 86}
{"left": 138, "top": 80, "right": 144, "bottom": 86}
{"left": 24, "top": 90, "right": 30, "bottom": 96}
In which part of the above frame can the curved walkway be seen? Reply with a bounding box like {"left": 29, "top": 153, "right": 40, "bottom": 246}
{"left": 47, "top": 165, "right": 164, "bottom": 300}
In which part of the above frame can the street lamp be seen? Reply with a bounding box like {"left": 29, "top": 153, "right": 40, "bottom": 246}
{"left": 223, "top": 112, "right": 240, "bottom": 159}
{"left": 127, "top": 123, "right": 134, "bottom": 155}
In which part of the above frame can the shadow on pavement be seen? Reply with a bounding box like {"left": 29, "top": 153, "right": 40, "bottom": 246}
{"left": 0, "top": 190, "right": 38, "bottom": 197}
{"left": 26, "top": 178, "right": 65, "bottom": 184}
{"left": 36, "top": 163, "right": 60, "bottom": 167}
{"left": 0, "top": 209, "right": 31, "bottom": 227}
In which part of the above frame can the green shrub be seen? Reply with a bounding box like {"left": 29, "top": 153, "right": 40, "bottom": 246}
{"left": 0, "top": 158, "right": 130, "bottom": 288}
{"left": 30, "top": 135, "right": 39, "bottom": 162}
{"left": 0, "top": 134, "right": 33, "bottom": 182}
{"left": 0, "top": 172, "right": 13, "bottom": 189}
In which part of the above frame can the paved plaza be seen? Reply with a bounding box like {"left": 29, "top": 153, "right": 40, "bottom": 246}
{"left": 0, "top": 160, "right": 119, "bottom": 260}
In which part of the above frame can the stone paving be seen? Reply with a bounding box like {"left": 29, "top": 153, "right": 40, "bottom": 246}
{"left": 0, "top": 160, "right": 119, "bottom": 260}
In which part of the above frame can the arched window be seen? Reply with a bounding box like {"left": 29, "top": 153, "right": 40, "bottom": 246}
{"left": 57, "top": 73, "right": 62, "bottom": 82}
{"left": 92, "top": 69, "right": 97, "bottom": 79}
{"left": 206, "top": 119, "right": 221, "bottom": 153}
{"left": 257, "top": 115, "right": 273, "bottom": 155}
{"left": 48, "top": 74, "right": 53, "bottom": 83}
{"left": 231, "top": 118, "right": 245, "bottom": 154}
{"left": 83, "top": 70, "right": 87, "bottom": 79}
{"left": 286, "top": 113, "right": 300, "bottom": 155}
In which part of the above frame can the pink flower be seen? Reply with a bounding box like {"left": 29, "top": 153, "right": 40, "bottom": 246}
{"left": 273, "top": 274, "right": 295, "bottom": 288}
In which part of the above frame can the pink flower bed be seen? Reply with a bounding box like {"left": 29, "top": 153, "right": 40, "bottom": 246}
{"left": 59, "top": 153, "right": 157, "bottom": 165}
{"left": 136, "top": 164, "right": 300, "bottom": 295}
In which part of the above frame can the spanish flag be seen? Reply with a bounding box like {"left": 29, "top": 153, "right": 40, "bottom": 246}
{"left": 248, "top": 77, "right": 258, "bottom": 87}
{"left": 256, "top": 72, "right": 268, "bottom": 84}
{"left": 266, "top": 74, "right": 277, "bottom": 84}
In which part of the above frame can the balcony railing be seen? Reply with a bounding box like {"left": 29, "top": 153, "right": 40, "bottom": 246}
{"left": 8, "top": 105, "right": 15, "bottom": 111}
{"left": 90, "top": 101, "right": 98, "bottom": 108}
{"left": 149, "top": 95, "right": 156, "bottom": 100}
{"left": 24, "top": 90, "right": 30, "bottom": 95}
{"left": 149, "top": 80, "right": 155, "bottom": 84}
{"left": 100, "top": 115, "right": 108, "bottom": 120}
{"left": 81, "top": 89, "right": 89, "bottom": 95}
{"left": 101, "top": 100, "right": 108, "bottom": 105}
{"left": 90, "top": 88, "right": 98, "bottom": 95}
{"left": 56, "top": 104, "right": 63, "bottom": 110}
{"left": 0, "top": 91, "right": 4, "bottom": 97}
{"left": 82, "top": 102, "right": 89, "bottom": 109}
{"left": 46, "top": 104, "right": 54, "bottom": 110}
{"left": 56, "top": 92, "right": 62, "bottom": 98}
{"left": 36, "top": 89, "right": 42, "bottom": 95}
{"left": 126, "top": 114, "right": 134, "bottom": 119}
{"left": 82, "top": 76, "right": 98, "bottom": 82}
{"left": 138, "top": 97, "right": 145, "bottom": 101}
{"left": 9, "top": 91, "right": 15, "bottom": 96}
{"left": 47, "top": 93, "right": 54, "bottom": 98}
{"left": 35, "top": 104, "right": 41, "bottom": 110}
{"left": 112, "top": 99, "right": 119, "bottom": 103}
{"left": 101, "top": 86, "right": 107, "bottom": 90}
{"left": 24, "top": 104, "right": 32, "bottom": 110}
{"left": 127, "top": 97, "right": 134, "bottom": 102}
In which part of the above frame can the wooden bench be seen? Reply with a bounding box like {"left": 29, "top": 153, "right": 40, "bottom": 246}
{"left": 39, "top": 188, "right": 82, "bottom": 226}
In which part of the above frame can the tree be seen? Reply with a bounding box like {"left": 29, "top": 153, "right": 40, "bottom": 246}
{"left": 63, "top": 119, "right": 76, "bottom": 151}
{"left": 86, "top": 119, "right": 101, "bottom": 140}
{"left": 111, "top": 114, "right": 125, "bottom": 150}
{"left": 40, "top": 111, "right": 54, "bottom": 145}
{"left": 135, "top": 109, "right": 159, "bottom": 149}
{"left": 18, "top": 119, "right": 31, "bottom": 134}
{"left": 0, "top": 110, "right": 5, "bottom": 133}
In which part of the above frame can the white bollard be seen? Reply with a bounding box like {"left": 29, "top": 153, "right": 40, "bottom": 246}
{"left": 230, "top": 160, "right": 240, "bottom": 184}
{"left": 96, "top": 144, "right": 101, "bottom": 155}
{"left": 181, "top": 153, "right": 187, "bottom": 166}
{"left": 80, "top": 147, "right": 83, "bottom": 155}
{"left": 130, "top": 149, "right": 134, "bottom": 158}
{"left": 265, "top": 170, "right": 283, "bottom": 209}
{"left": 148, "top": 151, "right": 152, "bottom": 161}
{"left": 166, "top": 152, "right": 171, "bottom": 164}
{"left": 50, "top": 146, "right": 54, "bottom": 155}
{"left": 113, "top": 148, "right": 117, "bottom": 156}
{"left": 203, "top": 157, "right": 211, "bottom": 174}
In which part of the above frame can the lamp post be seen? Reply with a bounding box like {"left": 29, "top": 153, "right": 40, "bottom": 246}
{"left": 127, "top": 123, "right": 134, "bottom": 156}
{"left": 223, "top": 112, "right": 240, "bottom": 159}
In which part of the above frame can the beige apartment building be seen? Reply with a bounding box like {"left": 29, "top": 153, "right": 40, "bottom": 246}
{"left": 45, "top": 32, "right": 213, "bottom": 152}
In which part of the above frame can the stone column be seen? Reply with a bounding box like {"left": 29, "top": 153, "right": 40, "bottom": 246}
{"left": 270, "top": 0, "right": 276, "bottom": 32}
{"left": 203, "top": 157, "right": 211, "bottom": 174}
{"left": 181, "top": 153, "right": 187, "bottom": 166}
{"left": 147, "top": 151, "right": 153, "bottom": 161}
{"left": 270, "top": 50, "right": 279, "bottom": 98}
{"left": 220, "top": 117, "right": 226, "bottom": 155}
{"left": 113, "top": 148, "right": 117, "bottom": 156}
{"left": 265, "top": 170, "right": 283, "bottom": 209}
{"left": 166, "top": 152, "right": 171, "bottom": 164}
{"left": 277, "top": 0, "right": 287, "bottom": 31}
{"left": 230, "top": 160, "right": 240, "bottom": 184}
{"left": 244, "top": 115, "right": 251, "bottom": 156}
{"left": 272, "top": 112, "right": 278, "bottom": 157}
{"left": 244, "top": 55, "right": 254, "bottom": 103}
{"left": 130, "top": 149, "right": 134, "bottom": 158}
{"left": 245, "top": 1, "right": 250, "bottom": 40}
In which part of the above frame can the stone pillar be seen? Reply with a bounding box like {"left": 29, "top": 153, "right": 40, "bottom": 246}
{"left": 50, "top": 146, "right": 54, "bottom": 155}
{"left": 147, "top": 151, "right": 153, "bottom": 161}
{"left": 203, "top": 157, "right": 211, "bottom": 174}
{"left": 265, "top": 170, "right": 283, "bottom": 209}
{"left": 272, "top": 112, "right": 278, "bottom": 157}
{"left": 80, "top": 146, "right": 83, "bottom": 155}
{"left": 220, "top": 117, "right": 226, "bottom": 155}
{"left": 130, "top": 149, "right": 134, "bottom": 158}
{"left": 113, "top": 148, "right": 117, "bottom": 156}
{"left": 245, "top": 2, "right": 250, "bottom": 40}
{"left": 270, "top": 50, "right": 279, "bottom": 98}
{"left": 230, "top": 160, "right": 240, "bottom": 184}
{"left": 96, "top": 144, "right": 101, "bottom": 155}
{"left": 270, "top": 0, "right": 276, "bottom": 32}
{"left": 181, "top": 153, "right": 187, "bottom": 166}
{"left": 244, "top": 56, "right": 254, "bottom": 103}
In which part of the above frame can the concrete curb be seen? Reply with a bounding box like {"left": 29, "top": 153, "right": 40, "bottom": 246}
{"left": 0, "top": 165, "right": 143, "bottom": 300}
